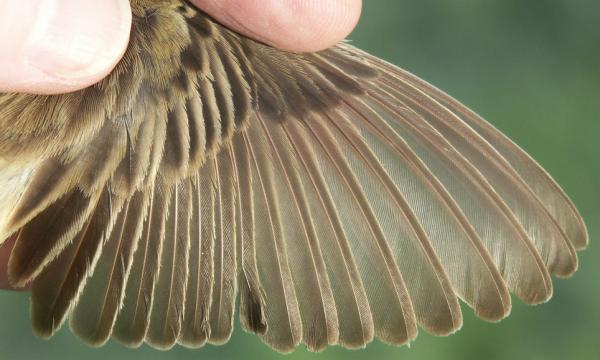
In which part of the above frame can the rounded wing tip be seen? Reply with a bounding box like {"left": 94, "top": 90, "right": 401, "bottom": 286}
{"left": 524, "top": 285, "right": 554, "bottom": 306}
{"left": 111, "top": 328, "right": 146, "bottom": 349}
{"left": 177, "top": 336, "right": 207, "bottom": 350}
{"left": 575, "top": 226, "right": 590, "bottom": 251}
{"left": 422, "top": 314, "right": 464, "bottom": 338}
{"left": 553, "top": 253, "right": 580, "bottom": 279}
{"left": 260, "top": 335, "right": 302, "bottom": 354}
{"left": 68, "top": 318, "right": 112, "bottom": 349}
{"left": 7, "top": 262, "right": 35, "bottom": 290}
{"left": 31, "top": 319, "right": 57, "bottom": 341}
{"left": 144, "top": 335, "right": 178, "bottom": 351}
{"left": 475, "top": 302, "right": 512, "bottom": 324}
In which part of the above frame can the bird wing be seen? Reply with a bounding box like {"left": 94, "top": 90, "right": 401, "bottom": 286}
{"left": 0, "top": 2, "right": 586, "bottom": 352}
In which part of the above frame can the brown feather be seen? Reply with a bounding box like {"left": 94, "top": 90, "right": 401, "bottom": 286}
{"left": 0, "top": 0, "right": 586, "bottom": 354}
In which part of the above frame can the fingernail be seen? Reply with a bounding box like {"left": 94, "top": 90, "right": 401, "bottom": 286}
{"left": 2, "top": 0, "right": 131, "bottom": 93}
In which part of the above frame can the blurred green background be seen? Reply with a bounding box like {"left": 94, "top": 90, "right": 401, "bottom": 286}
{"left": 1, "top": 0, "right": 599, "bottom": 359}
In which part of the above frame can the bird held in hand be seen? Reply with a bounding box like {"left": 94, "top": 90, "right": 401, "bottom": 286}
{"left": 0, "top": 0, "right": 588, "bottom": 352}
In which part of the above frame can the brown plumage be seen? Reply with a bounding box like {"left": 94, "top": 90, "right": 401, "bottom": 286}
{"left": 0, "top": 0, "right": 587, "bottom": 352}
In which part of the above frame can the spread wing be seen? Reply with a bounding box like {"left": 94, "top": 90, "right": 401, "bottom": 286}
{"left": 0, "top": 1, "right": 587, "bottom": 352}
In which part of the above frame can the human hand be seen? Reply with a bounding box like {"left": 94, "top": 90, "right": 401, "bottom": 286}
{"left": 0, "top": 0, "right": 361, "bottom": 94}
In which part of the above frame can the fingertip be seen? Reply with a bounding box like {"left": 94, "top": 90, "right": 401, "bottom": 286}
{"left": 192, "top": 0, "right": 362, "bottom": 53}
{"left": 0, "top": 0, "right": 132, "bottom": 94}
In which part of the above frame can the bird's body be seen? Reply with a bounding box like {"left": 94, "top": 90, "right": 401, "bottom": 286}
{"left": 0, "top": 0, "right": 587, "bottom": 352}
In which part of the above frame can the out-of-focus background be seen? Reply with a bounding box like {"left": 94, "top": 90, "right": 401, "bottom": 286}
{"left": 1, "top": 0, "right": 598, "bottom": 359}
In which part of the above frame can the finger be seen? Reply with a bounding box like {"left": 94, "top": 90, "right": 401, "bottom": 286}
{"left": 191, "top": 0, "right": 362, "bottom": 52}
{"left": 0, "top": 0, "right": 132, "bottom": 94}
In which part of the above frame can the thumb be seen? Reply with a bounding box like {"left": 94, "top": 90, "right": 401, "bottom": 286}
{"left": 0, "top": 0, "right": 131, "bottom": 94}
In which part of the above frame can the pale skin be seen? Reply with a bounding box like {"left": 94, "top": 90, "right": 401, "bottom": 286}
{"left": 0, "top": 0, "right": 362, "bottom": 288}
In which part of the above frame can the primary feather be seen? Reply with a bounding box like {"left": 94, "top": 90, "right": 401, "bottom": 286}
{"left": 0, "top": 0, "right": 587, "bottom": 352}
